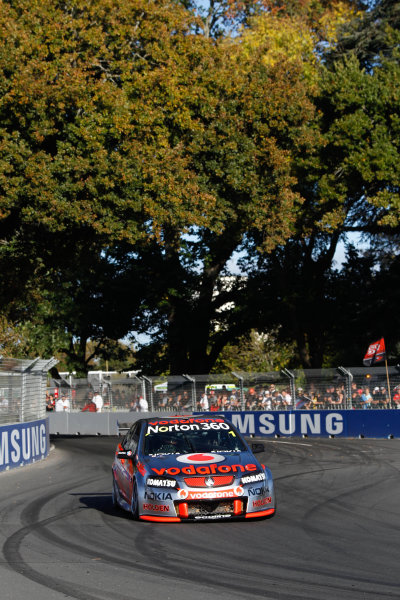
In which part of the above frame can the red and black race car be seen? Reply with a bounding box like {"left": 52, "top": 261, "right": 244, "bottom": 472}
{"left": 112, "top": 415, "right": 276, "bottom": 522}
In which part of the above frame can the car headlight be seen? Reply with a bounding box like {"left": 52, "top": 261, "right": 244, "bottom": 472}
{"left": 146, "top": 477, "right": 177, "bottom": 488}
{"left": 240, "top": 471, "right": 266, "bottom": 485}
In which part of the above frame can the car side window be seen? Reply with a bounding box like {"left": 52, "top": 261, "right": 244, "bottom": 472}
{"left": 123, "top": 422, "right": 140, "bottom": 453}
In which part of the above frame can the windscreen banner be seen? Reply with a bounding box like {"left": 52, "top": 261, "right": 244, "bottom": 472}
{"left": 209, "top": 410, "right": 400, "bottom": 439}
{"left": 0, "top": 418, "right": 50, "bottom": 472}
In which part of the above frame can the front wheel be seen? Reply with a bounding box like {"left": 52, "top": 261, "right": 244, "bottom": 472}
{"left": 130, "top": 479, "right": 139, "bottom": 520}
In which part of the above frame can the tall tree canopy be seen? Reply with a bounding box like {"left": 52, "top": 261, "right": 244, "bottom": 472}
{"left": 0, "top": 0, "right": 314, "bottom": 373}
{"left": 0, "top": 0, "right": 399, "bottom": 373}
{"left": 240, "top": 0, "right": 400, "bottom": 368}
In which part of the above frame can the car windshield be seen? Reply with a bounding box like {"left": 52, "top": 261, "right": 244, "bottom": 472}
{"left": 143, "top": 422, "right": 247, "bottom": 455}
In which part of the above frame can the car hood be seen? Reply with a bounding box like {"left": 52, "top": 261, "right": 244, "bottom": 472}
{"left": 143, "top": 451, "right": 262, "bottom": 476}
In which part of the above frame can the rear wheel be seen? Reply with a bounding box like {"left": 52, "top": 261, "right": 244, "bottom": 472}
{"left": 130, "top": 479, "right": 139, "bottom": 520}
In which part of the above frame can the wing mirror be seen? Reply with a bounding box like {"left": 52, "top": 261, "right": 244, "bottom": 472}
{"left": 116, "top": 450, "right": 134, "bottom": 460}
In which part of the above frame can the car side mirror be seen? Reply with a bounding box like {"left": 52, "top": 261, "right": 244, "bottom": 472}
{"left": 116, "top": 450, "right": 134, "bottom": 460}
{"left": 251, "top": 442, "right": 264, "bottom": 454}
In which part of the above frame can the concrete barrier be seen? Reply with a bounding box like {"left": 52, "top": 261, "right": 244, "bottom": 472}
{"left": 49, "top": 409, "right": 400, "bottom": 438}
{"left": 222, "top": 409, "right": 400, "bottom": 438}
{"left": 49, "top": 411, "right": 159, "bottom": 436}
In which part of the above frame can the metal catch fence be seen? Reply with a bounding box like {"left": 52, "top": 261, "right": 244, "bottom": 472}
{"left": 0, "top": 357, "right": 58, "bottom": 424}
{"left": 46, "top": 366, "right": 400, "bottom": 413}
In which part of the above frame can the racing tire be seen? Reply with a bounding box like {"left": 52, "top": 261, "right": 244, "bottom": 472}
{"left": 130, "top": 478, "right": 139, "bottom": 520}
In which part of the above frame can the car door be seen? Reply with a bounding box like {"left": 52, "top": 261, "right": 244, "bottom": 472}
{"left": 115, "top": 422, "right": 141, "bottom": 502}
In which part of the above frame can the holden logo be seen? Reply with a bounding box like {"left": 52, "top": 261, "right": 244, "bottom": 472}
{"left": 205, "top": 476, "right": 214, "bottom": 487}
{"left": 176, "top": 453, "right": 225, "bottom": 464}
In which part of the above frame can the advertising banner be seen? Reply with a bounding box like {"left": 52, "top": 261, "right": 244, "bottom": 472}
{"left": 0, "top": 417, "right": 50, "bottom": 472}
{"left": 218, "top": 410, "right": 400, "bottom": 439}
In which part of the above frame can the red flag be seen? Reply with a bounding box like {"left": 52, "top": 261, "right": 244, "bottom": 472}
{"left": 363, "top": 338, "right": 386, "bottom": 366}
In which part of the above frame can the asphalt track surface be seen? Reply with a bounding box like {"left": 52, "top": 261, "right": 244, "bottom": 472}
{"left": 1, "top": 437, "right": 400, "bottom": 600}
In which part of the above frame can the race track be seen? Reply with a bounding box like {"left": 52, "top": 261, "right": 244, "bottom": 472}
{"left": 1, "top": 436, "right": 400, "bottom": 600}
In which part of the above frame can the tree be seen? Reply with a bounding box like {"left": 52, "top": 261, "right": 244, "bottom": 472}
{"left": 239, "top": 0, "right": 400, "bottom": 368}
{"left": 0, "top": 0, "right": 222, "bottom": 370}
{"left": 211, "top": 328, "right": 296, "bottom": 372}
{"left": 125, "top": 32, "right": 318, "bottom": 374}
{"left": 2, "top": 0, "right": 397, "bottom": 374}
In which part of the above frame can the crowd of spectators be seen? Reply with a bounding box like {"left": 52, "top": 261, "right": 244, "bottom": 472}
{"left": 46, "top": 388, "right": 150, "bottom": 412}
{"left": 46, "top": 381, "right": 400, "bottom": 413}
{"left": 46, "top": 389, "right": 103, "bottom": 412}
{"left": 189, "top": 382, "right": 400, "bottom": 411}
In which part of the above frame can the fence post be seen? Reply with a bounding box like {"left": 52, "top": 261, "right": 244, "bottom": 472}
{"left": 232, "top": 372, "right": 245, "bottom": 410}
{"left": 282, "top": 368, "right": 296, "bottom": 409}
{"left": 141, "top": 376, "right": 154, "bottom": 411}
{"left": 183, "top": 374, "right": 196, "bottom": 412}
{"left": 338, "top": 366, "right": 353, "bottom": 409}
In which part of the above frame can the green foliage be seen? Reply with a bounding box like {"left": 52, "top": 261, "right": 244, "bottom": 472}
{"left": 0, "top": 0, "right": 399, "bottom": 373}
{"left": 211, "top": 328, "right": 296, "bottom": 372}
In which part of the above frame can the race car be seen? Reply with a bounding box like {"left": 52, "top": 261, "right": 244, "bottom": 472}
{"left": 112, "top": 415, "right": 276, "bottom": 522}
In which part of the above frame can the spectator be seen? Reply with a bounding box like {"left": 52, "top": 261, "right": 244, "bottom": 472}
{"left": 248, "top": 388, "right": 257, "bottom": 405}
{"left": 199, "top": 391, "right": 209, "bottom": 412}
{"left": 92, "top": 390, "right": 103, "bottom": 413}
{"left": 46, "top": 394, "right": 55, "bottom": 411}
{"left": 295, "top": 388, "right": 311, "bottom": 409}
{"left": 82, "top": 398, "right": 97, "bottom": 412}
{"left": 230, "top": 397, "right": 241, "bottom": 411}
{"left": 371, "top": 387, "right": 381, "bottom": 408}
{"left": 379, "top": 387, "right": 390, "bottom": 409}
{"left": 310, "top": 390, "right": 324, "bottom": 409}
{"left": 182, "top": 391, "right": 191, "bottom": 409}
{"left": 331, "top": 387, "right": 344, "bottom": 408}
{"left": 262, "top": 391, "right": 272, "bottom": 410}
{"left": 324, "top": 385, "right": 335, "bottom": 408}
{"left": 62, "top": 394, "right": 71, "bottom": 412}
{"left": 272, "top": 390, "right": 283, "bottom": 410}
{"left": 392, "top": 387, "right": 400, "bottom": 409}
{"left": 55, "top": 396, "right": 64, "bottom": 412}
{"left": 281, "top": 389, "right": 292, "bottom": 409}
{"left": 360, "top": 387, "right": 372, "bottom": 409}
{"left": 138, "top": 395, "right": 149, "bottom": 412}
{"left": 221, "top": 395, "right": 229, "bottom": 410}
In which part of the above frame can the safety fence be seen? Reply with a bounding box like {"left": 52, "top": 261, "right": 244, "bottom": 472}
{"left": 0, "top": 357, "right": 56, "bottom": 472}
{"left": 47, "top": 366, "right": 400, "bottom": 413}
{"left": 0, "top": 357, "right": 58, "bottom": 424}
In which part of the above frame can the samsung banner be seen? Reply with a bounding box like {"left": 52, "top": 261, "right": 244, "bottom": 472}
{"left": 218, "top": 410, "right": 400, "bottom": 439}
{"left": 0, "top": 418, "right": 50, "bottom": 472}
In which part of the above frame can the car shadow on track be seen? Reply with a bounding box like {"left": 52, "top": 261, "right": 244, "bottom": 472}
{"left": 70, "top": 493, "right": 132, "bottom": 519}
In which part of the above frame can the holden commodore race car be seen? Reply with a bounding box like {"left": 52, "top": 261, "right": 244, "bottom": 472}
{"left": 112, "top": 415, "right": 276, "bottom": 522}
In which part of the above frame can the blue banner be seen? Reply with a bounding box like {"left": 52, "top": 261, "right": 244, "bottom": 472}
{"left": 209, "top": 410, "right": 400, "bottom": 438}
{"left": 0, "top": 418, "right": 50, "bottom": 472}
